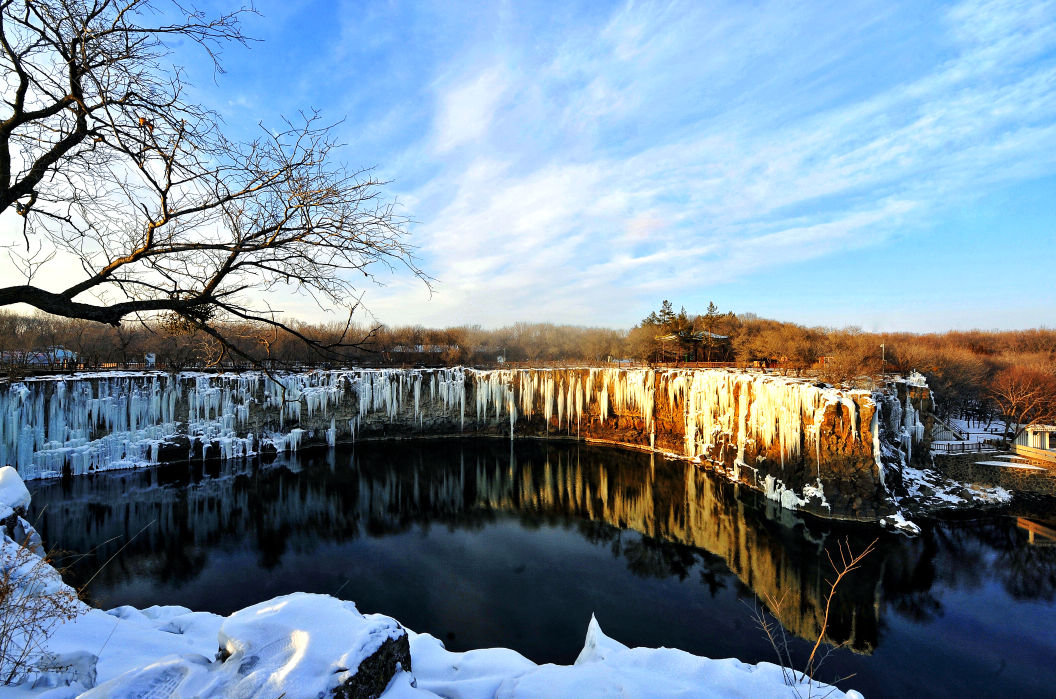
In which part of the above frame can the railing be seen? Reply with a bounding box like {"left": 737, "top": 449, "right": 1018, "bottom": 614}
{"left": 1017, "top": 518, "right": 1056, "bottom": 546}
{"left": 932, "top": 440, "right": 1003, "bottom": 454}
{"left": 646, "top": 361, "right": 742, "bottom": 369}
{"left": 931, "top": 417, "right": 967, "bottom": 441}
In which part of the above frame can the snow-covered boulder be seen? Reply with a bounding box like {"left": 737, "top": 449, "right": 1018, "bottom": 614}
{"left": 218, "top": 593, "right": 411, "bottom": 699}
{"left": 0, "top": 466, "right": 39, "bottom": 553}
{"left": 81, "top": 593, "right": 410, "bottom": 699}
{"left": 0, "top": 464, "right": 32, "bottom": 513}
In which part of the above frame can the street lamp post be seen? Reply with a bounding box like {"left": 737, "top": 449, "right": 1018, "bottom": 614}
{"left": 880, "top": 344, "right": 886, "bottom": 383}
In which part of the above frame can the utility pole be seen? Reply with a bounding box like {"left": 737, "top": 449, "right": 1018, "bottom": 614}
{"left": 880, "top": 344, "right": 885, "bottom": 384}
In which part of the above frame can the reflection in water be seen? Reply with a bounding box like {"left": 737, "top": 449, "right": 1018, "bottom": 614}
{"left": 28, "top": 440, "right": 1056, "bottom": 699}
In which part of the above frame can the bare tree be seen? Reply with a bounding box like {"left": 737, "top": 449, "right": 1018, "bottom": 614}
{"left": 0, "top": 0, "right": 426, "bottom": 364}
{"left": 753, "top": 538, "right": 877, "bottom": 699}
{"left": 990, "top": 366, "right": 1056, "bottom": 443}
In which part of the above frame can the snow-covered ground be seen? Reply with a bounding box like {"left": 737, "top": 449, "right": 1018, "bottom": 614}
{"left": 894, "top": 464, "right": 1012, "bottom": 521}
{"left": 929, "top": 417, "right": 1007, "bottom": 451}
{"left": 2, "top": 600, "right": 865, "bottom": 699}
{"left": 947, "top": 417, "right": 1005, "bottom": 444}
{"left": 0, "top": 466, "right": 864, "bottom": 699}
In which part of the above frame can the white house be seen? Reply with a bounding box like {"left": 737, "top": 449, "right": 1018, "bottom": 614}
{"left": 1016, "top": 425, "right": 1055, "bottom": 450}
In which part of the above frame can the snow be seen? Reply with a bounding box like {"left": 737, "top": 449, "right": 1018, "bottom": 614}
{"left": 216, "top": 594, "right": 407, "bottom": 697}
{"left": 53, "top": 613, "right": 864, "bottom": 699}
{"left": 973, "top": 461, "right": 1045, "bottom": 470}
{"left": 3, "top": 589, "right": 867, "bottom": 699}
{"left": 0, "top": 465, "right": 32, "bottom": 511}
{"left": 408, "top": 631, "right": 537, "bottom": 699}
{"left": 880, "top": 512, "right": 921, "bottom": 536}
{"left": 897, "top": 464, "right": 1012, "bottom": 514}
{"left": 74, "top": 594, "right": 409, "bottom": 699}
{"left": 401, "top": 616, "right": 863, "bottom": 699}
{"left": 904, "top": 371, "right": 928, "bottom": 388}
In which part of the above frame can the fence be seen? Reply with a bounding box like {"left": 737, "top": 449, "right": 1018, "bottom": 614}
{"left": 931, "top": 417, "right": 967, "bottom": 442}
{"left": 2, "top": 358, "right": 753, "bottom": 377}
{"left": 1017, "top": 518, "right": 1056, "bottom": 546}
{"left": 931, "top": 440, "right": 1003, "bottom": 454}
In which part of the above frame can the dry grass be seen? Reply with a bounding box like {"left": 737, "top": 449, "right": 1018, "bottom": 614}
{"left": 0, "top": 532, "right": 84, "bottom": 685}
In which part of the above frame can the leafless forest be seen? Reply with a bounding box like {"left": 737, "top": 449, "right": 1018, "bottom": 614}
{"left": 1, "top": 300, "right": 1053, "bottom": 427}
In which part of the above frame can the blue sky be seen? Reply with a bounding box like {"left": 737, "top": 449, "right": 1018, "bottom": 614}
{"left": 20, "top": 0, "right": 1056, "bottom": 331}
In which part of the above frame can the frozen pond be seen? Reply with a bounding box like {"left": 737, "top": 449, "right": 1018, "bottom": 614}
{"left": 28, "top": 439, "right": 1056, "bottom": 699}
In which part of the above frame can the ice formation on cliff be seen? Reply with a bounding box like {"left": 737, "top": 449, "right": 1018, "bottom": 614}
{"left": 1, "top": 368, "right": 917, "bottom": 507}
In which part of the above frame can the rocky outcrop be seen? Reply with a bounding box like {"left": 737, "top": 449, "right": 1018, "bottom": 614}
{"left": 1, "top": 368, "right": 933, "bottom": 521}
{"left": 83, "top": 593, "right": 410, "bottom": 699}
{"left": 332, "top": 634, "right": 412, "bottom": 699}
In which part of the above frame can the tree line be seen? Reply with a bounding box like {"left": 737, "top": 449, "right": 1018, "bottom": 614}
{"left": 2, "top": 301, "right": 1053, "bottom": 433}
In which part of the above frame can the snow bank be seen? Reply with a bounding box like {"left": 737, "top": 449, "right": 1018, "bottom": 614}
{"left": 399, "top": 614, "right": 863, "bottom": 699}
{"left": 29, "top": 599, "right": 866, "bottom": 699}
{"left": 77, "top": 594, "right": 410, "bottom": 699}
{"left": 0, "top": 465, "right": 31, "bottom": 511}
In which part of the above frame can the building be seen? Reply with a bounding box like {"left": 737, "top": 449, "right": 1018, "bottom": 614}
{"left": 1017, "top": 425, "right": 1056, "bottom": 451}
{"left": 1013, "top": 425, "right": 1056, "bottom": 465}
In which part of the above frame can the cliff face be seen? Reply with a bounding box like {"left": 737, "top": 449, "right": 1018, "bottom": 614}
{"left": 0, "top": 368, "right": 930, "bottom": 520}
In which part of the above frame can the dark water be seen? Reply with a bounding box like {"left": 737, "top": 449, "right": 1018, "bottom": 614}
{"left": 27, "top": 439, "right": 1056, "bottom": 699}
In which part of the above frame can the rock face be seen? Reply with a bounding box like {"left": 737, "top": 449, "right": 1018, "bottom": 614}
{"left": 332, "top": 635, "right": 412, "bottom": 699}
{"left": 1, "top": 368, "right": 932, "bottom": 520}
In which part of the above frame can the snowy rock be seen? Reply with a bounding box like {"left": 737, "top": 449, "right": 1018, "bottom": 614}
{"left": 0, "top": 465, "right": 31, "bottom": 511}
{"left": 8, "top": 514, "right": 45, "bottom": 555}
{"left": 29, "top": 651, "right": 98, "bottom": 690}
{"left": 216, "top": 593, "right": 410, "bottom": 699}
{"left": 880, "top": 512, "right": 921, "bottom": 536}
{"left": 82, "top": 593, "right": 410, "bottom": 699}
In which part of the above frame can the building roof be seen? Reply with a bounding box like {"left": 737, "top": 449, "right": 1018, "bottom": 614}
{"left": 654, "top": 331, "right": 729, "bottom": 342}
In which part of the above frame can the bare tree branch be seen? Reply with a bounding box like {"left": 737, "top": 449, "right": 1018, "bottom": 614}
{"left": 0, "top": 1, "right": 429, "bottom": 365}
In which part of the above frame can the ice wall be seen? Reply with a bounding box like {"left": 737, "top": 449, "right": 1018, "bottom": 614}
{"left": 0, "top": 368, "right": 924, "bottom": 518}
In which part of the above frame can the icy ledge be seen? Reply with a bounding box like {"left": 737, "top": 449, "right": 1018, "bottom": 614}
{"left": 0, "top": 470, "right": 863, "bottom": 699}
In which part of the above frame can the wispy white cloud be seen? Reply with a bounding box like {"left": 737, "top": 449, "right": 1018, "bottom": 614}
{"left": 356, "top": 0, "right": 1056, "bottom": 327}
{"left": 433, "top": 69, "right": 508, "bottom": 152}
